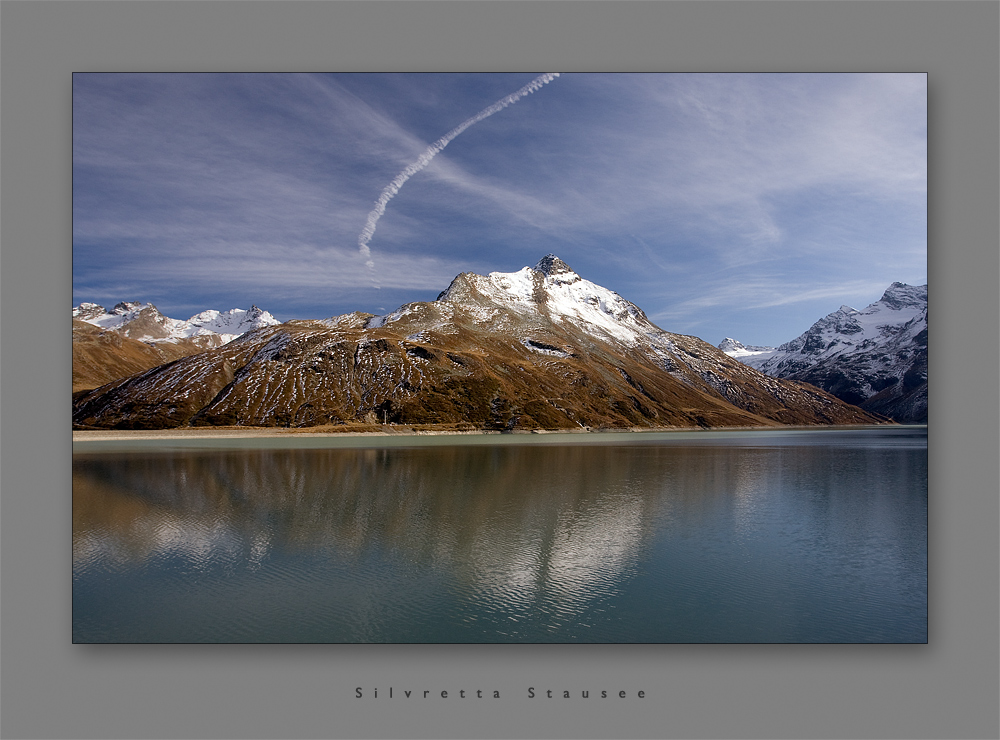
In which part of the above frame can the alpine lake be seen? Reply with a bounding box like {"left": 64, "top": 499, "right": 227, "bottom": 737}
{"left": 73, "top": 426, "right": 927, "bottom": 643}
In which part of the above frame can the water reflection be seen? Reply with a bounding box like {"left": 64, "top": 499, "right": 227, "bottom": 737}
{"left": 74, "top": 447, "right": 659, "bottom": 613}
{"left": 73, "top": 430, "right": 927, "bottom": 642}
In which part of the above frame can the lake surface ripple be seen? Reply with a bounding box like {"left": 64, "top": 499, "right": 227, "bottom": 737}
{"left": 73, "top": 427, "right": 927, "bottom": 643}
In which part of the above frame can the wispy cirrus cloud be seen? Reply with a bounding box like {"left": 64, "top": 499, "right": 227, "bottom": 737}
{"left": 356, "top": 74, "right": 560, "bottom": 280}
{"left": 74, "top": 73, "right": 926, "bottom": 344}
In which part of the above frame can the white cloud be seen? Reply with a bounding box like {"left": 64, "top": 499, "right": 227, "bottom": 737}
{"left": 650, "top": 277, "right": 909, "bottom": 326}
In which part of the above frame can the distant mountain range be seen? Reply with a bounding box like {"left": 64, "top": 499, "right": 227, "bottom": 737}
{"left": 73, "top": 301, "right": 279, "bottom": 343}
{"left": 73, "top": 256, "right": 881, "bottom": 431}
{"left": 719, "top": 283, "right": 927, "bottom": 423}
{"left": 72, "top": 302, "right": 278, "bottom": 392}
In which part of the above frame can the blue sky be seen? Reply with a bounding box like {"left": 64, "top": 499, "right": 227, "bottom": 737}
{"left": 73, "top": 72, "right": 926, "bottom": 347}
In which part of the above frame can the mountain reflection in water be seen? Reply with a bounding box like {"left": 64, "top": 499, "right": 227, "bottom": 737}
{"left": 73, "top": 429, "right": 927, "bottom": 643}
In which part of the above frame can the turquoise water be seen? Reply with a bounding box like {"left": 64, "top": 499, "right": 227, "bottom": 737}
{"left": 73, "top": 427, "right": 927, "bottom": 642}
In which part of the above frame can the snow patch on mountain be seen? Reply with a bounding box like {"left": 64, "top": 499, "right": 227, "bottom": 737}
{"left": 521, "top": 338, "right": 572, "bottom": 358}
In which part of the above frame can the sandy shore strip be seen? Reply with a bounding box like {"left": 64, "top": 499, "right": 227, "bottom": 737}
{"left": 72, "top": 425, "right": 687, "bottom": 451}
{"left": 73, "top": 425, "right": 583, "bottom": 441}
{"left": 71, "top": 424, "right": 911, "bottom": 453}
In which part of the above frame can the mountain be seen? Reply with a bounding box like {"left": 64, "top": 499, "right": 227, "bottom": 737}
{"left": 72, "top": 302, "right": 279, "bottom": 392}
{"left": 717, "top": 338, "right": 776, "bottom": 359}
{"left": 73, "top": 256, "right": 882, "bottom": 431}
{"left": 73, "top": 301, "right": 279, "bottom": 343}
{"left": 719, "top": 283, "right": 927, "bottom": 423}
{"left": 73, "top": 320, "right": 216, "bottom": 393}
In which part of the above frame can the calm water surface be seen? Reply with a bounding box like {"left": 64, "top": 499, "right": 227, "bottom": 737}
{"left": 73, "top": 428, "right": 927, "bottom": 642}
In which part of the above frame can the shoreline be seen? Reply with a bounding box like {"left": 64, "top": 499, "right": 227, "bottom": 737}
{"left": 72, "top": 423, "right": 920, "bottom": 453}
{"left": 73, "top": 422, "right": 900, "bottom": 441}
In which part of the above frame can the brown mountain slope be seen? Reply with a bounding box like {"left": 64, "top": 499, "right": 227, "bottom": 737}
{"left": 73, "top": 257, "right": 883, "bottom": 430}
{"left": 72, "top": 319, "right": 221, "bottom": 393}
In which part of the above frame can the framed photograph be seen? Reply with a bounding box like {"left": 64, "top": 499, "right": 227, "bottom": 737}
{"left": 72, "top": 72, "right": 927, "bottom": 644}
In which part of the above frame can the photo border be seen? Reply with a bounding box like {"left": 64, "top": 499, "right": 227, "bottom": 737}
{"left": 3, "top": 2, "right": 997, "bottom": 738}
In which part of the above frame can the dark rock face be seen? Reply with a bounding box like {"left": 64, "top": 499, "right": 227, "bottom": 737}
{"left": 74, "top": 257, "right": 883, "bottom": 431}
{"left": 533, "top": 254, "right": 575, "bottom": 277}
{"left": 879, "top": 282, "right": 927, "bottom": 310}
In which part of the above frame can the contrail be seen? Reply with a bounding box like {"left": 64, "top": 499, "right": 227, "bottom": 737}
{"left": 358, "top": 73, "right": 560, "bottom": 282}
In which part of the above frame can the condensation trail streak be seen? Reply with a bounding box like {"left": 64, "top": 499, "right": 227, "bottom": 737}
{"left": 357, "top": 73, "right": 560, "bottom": 284}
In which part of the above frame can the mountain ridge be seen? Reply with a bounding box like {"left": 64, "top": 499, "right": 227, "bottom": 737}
{"left": 73, "top": 256, "right": 884, "bottom": 431}
{"left": 73, "top": 301, "right": 280, "bottom": 344}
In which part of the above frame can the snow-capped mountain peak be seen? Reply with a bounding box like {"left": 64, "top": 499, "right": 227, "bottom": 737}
{"left": 73, "top": 302, "right": 160, "bottom": 332}
{"left": 719, "top": 282, "right": 927, "bottom": 422}
{"left": 72, "top": 302, "right": 113, "bottom": 322}
{"left": 717, "top": 338, "right": 776, "bottom": 358}
{"left": 724, "top": 284, "right": 926, "bottom": 367}
{"left": 426, "top": 256, "right": 648, "bottom": 346}
{"left": 185, "top": 305, "right": 279, "bottom": 340}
